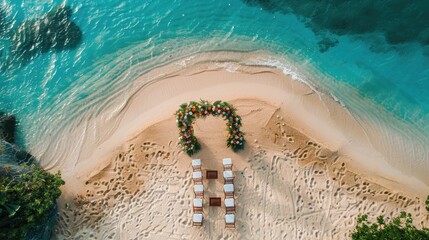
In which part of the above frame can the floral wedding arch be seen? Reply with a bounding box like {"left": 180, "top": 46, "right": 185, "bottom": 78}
{"left": 175, "top": 100, "right": 245, "bottom": 156}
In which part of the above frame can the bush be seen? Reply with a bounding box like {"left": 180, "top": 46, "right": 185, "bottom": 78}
{"left": 0, "top": 164, "right": 65, "bottom": 240}
{"left": 352, "top": 212, "right": 429, "bottom": 240}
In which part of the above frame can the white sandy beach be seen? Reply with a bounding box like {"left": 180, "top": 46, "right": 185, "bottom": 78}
{"left": 51, "top": 62, "right": 429, "bottom": 239}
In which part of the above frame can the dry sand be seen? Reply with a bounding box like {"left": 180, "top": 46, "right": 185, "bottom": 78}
{"left": 52, "top": 64, "right": 429, "bottom": 239}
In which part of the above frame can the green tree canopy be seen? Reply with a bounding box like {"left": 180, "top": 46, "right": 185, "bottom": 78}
{"left": 0, "top": 164, "right": 65, "bottom": 240}
{"left": 352, "top": 212, "right": 429, "bottom": 240}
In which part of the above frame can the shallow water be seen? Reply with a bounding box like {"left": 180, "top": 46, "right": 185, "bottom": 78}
{"left": 0, "top": 1, "right": 428, "bottom": 175}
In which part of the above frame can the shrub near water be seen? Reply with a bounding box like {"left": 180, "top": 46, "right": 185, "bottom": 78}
{"left": 0, "top": 165, "right": 65, "bottom": 240}
{"left": 352, "top": 212, "right": 429, "bottom": 240}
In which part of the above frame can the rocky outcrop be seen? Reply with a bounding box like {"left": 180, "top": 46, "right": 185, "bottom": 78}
{"left": 0, "top": 112, "right": 16, "bottom": 144}
{"left": 0, "top": 113, "right": 36, "bottom": 174}
{"left": 11, "top": 5, "right": 82, "bottom": 62}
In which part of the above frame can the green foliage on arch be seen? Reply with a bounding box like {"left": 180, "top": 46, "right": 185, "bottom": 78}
{"left": 175, "top": 100, "right": 245, "bottom": 156}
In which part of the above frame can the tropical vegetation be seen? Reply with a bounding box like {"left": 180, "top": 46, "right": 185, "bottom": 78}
{"left": 0, "top": 164, "right": 65, "bottom": 240}
{"left": 352, "top": 212, "right": 429, "bottom": 240}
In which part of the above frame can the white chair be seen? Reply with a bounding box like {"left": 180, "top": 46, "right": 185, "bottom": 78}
{"left": 193, "top": 198, "right": 203, "bottom": 212}
{"left": 223, "top": 170, "right": 234, "bottom": 183}
{"left": 223, "top": 158, "right": 232, "bottom": 170}
{"left": 225, "top": 213, "right": 235, "bottom": 228}
{"left": 193, "top": 171, "right": 202, "bottom": 183}
{"left": 193, "top": 213, "right": 203, "bottom": 226}
{"left": 192, "top": 159, "right": 202, "bottom": 171}
{"left": 224, "top": 183, "right": 234, "bottom": 198}
{"left": 225, "top": 198, "right": 235, "bottom": 212}
{"left": 194, "top": 184, "right": 204, "bottom": 198}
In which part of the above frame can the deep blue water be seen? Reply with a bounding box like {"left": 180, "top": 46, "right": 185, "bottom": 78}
{"left": 0, "top": 0, "right": 428, "bottom": 156}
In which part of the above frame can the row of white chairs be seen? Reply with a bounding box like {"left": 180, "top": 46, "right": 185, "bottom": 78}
{"left": 224, "top": 158, "right": 235, "bottom": 228}
{"left": 192, "top": 159, "right": 204, "bottom": 226}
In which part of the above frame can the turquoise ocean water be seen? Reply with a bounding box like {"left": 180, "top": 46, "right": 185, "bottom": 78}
{"left": 0, "top": 1, "right": 428, "bottom": 173}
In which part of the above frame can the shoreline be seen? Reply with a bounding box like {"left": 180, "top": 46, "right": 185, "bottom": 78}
{"left": 30, "top": 50, "right": 429, "bottom": 200}
{"left": 57, "top": 61, "right": 428, "bottom": 198}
